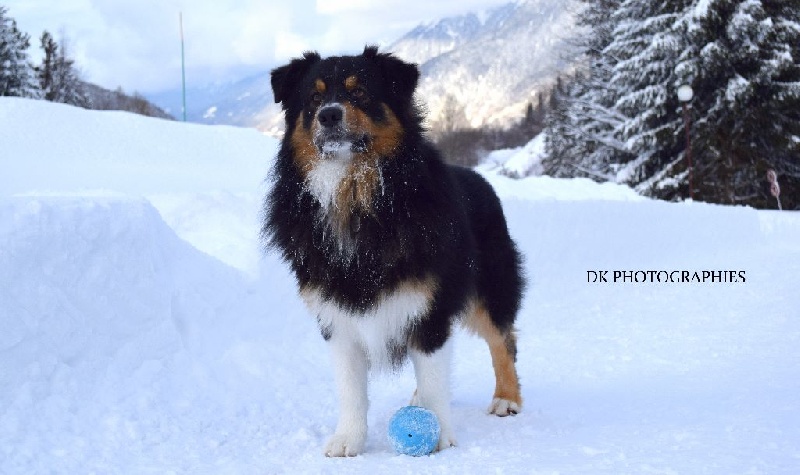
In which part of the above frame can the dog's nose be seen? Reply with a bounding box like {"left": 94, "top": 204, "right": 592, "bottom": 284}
{"left": 318, "top": 106, "right": 343, "bottom": 128}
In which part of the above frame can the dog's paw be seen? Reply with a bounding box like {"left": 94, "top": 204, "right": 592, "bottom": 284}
{"left": 488, "top": 397, "right": 521, "bottom": 417}
{"left": 436, "top": 430, "right": 457, "bottom": 452}
{"left": 324, "top": 432, "right": 366, "bottom": 457}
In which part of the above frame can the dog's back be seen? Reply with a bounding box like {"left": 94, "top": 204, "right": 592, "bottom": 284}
{"left": 450, "top": 165, "right": 524, "bottom": 331}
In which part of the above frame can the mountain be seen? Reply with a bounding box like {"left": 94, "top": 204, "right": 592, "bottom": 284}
{"left": 388, "top": 9, "right": 490, "bottom": 66}
{"left": 389, "top": 0, "right": 579, "bottom": 131}
{"left": 146, "top": 0, "right": 579, "bottom": 134}
{"left": 146, "top": 73, "right": 284, "bottom": 134}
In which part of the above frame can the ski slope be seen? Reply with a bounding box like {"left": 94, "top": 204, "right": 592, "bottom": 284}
{"left": 2, "top": 98, "right": 799, "bottom": 474}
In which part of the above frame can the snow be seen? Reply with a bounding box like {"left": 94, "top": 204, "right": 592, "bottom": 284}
{"left": 481, "top": 171, "right": 644, "bottom": 203}
{"left": 203, "top": 106, "right": 218, "bottom": 119}
{"left": 693, "top": 0, "right": 713, "bottom": 18}
{"left": 2, "top": 97, "right": 800, "bottom": 473}
{"left": 480, "top": 132, "right": 547, "bottom": 178}
{"left": 726, "top": 75, "right": 751, "bottom": 103}
{"left": 477, "top": 133, "right": 642, "bottom": 202}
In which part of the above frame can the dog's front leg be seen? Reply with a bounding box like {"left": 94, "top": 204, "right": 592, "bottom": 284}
{"left": 410, "top": 340, "right": 457, "bottom": 451}
{"left": 324, "top": 337, "right": 369, "bottom": 457}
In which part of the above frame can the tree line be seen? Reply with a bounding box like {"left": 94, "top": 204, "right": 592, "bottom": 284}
{"left": 544, "top": 0, "right": 799, "bottom": 209}
{"left": 434, "top": 90, "right": 550, "bottom": 167}
{"left": 1, "top": 5, "right": 170, "bottom": 118}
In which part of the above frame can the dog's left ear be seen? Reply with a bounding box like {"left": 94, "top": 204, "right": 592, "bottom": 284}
{"left": 363, "top": 45, "right": 419, "bottom": 101}
{"left": 271, "top": 51, "right": 321, "bottom": 108}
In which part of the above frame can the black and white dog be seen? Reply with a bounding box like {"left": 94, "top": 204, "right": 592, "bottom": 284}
{"left": 264, "top": 46, "right": 525, "bottom": 456}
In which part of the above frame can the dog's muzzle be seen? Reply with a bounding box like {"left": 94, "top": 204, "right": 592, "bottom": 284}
{"left": 314, "top": 104, "right": 370, "bottom": 155}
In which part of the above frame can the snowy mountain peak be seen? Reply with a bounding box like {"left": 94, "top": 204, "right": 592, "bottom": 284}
{"left": 388, "top": 2, "right": 527, "bottom": 67}
{"left": 389, "top": 13, "right": 484, "bottom": 66}
{"left": 391, "top": 0, "right": 579, "bottom": 130}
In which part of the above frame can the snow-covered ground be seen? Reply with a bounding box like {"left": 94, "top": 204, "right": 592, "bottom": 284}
{"left": 480, "top": 132, "right": 547, "bottom": 179}
{"left": 2, "top": 98, "right": 799, "bottom": 474}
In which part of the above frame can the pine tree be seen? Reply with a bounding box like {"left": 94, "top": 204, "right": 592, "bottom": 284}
{"left": 573, "top": 0, "right": 631, "bottom": 179}
{"left": 543, "top": 0, "right": 631, "bottom": 181}
{"left": 38, "top": 30, "right": 57, "bottom": 100}
{"left": 604, "top": 0, "right": 695, "bottom": 192}
{"left": 37, "top": 31, "right": 90, "bottom": 107}
{"left": 524, "top": 102, "right": 535, "bottom": 125}
{"left": 681, "top": 0, "right": 800, "bottom": 207}
{"left": 534, "top": 91, "right": 546, "bottom": 124}
{"left": 0, "top": 6, "right": 40, "bottom": 98}
{"left": 545, "top": 0, "right": 799, "bottom": 208}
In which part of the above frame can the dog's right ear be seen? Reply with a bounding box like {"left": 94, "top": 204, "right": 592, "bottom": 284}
{"left": 271, "top": 51, "right": 321, "bottom": 107}
{"left": 363, "top": 45, "right": 419, "bottom": 103}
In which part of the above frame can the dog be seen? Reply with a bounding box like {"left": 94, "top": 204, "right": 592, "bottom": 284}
{"left": 263, "top": 46, "right": 524, "bottom": 457}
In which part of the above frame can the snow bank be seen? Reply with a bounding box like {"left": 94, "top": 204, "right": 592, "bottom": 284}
{"left": 480, "top": 171, "right": 644, "bottom": 202}
{"left": 0, "top": 195, "right": 270, "bottom": 472}
{"left": 2, "top": 97, "right": 275, "bottom": 196}
{"left": 1, "top": 98, "right": 799, "bottom": 474}
{"left": 480, "top": 131, "right": 546, "bottom": 178}
{"left": 477, "top": 133, "right": 644, "bottom": 202}
{"left": 2, "top": 97, "right": 278, "bottom": 275}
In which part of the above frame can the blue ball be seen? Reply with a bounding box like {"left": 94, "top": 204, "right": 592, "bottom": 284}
{"left": 387, "top": 406, "right": 441, "bottom": 456}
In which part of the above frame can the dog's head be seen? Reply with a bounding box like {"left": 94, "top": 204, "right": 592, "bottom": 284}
{"left": 271, "top": 46, "right": 420, "bottom": 170}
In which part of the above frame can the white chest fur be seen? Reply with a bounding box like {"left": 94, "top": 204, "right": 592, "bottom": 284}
{"left": 305, "top": 150, "right": 351, "bottom": 213}
{"left": 302, "top": 283, "right": 433, "bottom": 369}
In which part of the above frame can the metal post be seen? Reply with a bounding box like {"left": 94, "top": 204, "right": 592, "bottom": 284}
{"left": 683, "top": 102, "right": 693, "bottom": 200}
{"left": 677, "top": 84, "right": 694, "bottom": 200}
{"left": 180, "top": 12, "right": 187, "bottom": 122}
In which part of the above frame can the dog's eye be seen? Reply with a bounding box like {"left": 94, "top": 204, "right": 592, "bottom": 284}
{"left": 310, "top": 92, "right": 323, "bottom": 105}
{"left": 350, "top": 87, "right": 367, "bottom": 100}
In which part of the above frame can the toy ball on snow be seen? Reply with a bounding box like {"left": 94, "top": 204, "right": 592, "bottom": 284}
{"left": 387, "top": 406, "right": 440, "bottom": 456}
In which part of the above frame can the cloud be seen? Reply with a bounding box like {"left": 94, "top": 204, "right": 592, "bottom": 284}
{"left": 6, "top": 0, "right": 510, "bottom": 93}
{"left": 315, "top": 0, "right": 375, "bottom": 14}
{"left": 274, "top": 31, "right": 312, "bottom": 60}
{"left": 82, "top": 0, "right": 297, "bottom": 91}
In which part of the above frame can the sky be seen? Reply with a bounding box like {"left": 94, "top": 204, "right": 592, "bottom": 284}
{"left": 6, "top": 0, "right": 512, "bottom": 95}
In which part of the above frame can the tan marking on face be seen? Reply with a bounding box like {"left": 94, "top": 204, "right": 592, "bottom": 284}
{"left": 368, "top": 104, "right": 404, "bottom": 158}
{"left": 340, "top": 102, "right": 404, "bottom": 160}
{"left": 290, "top": 114, "right": 320, "bottom": 177}
{"left": 315, "top": 79, "right": 326, "bottom": 94}
{"left": 462, "top": 300, "right": 522, "bottom": 407}
{"left": 344, "top": 75, "right": 359, "bottom": 91}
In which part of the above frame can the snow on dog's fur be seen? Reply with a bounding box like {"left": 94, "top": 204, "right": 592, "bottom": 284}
{"left": 264, "top": 46, "right": 525, "bottom": 457}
